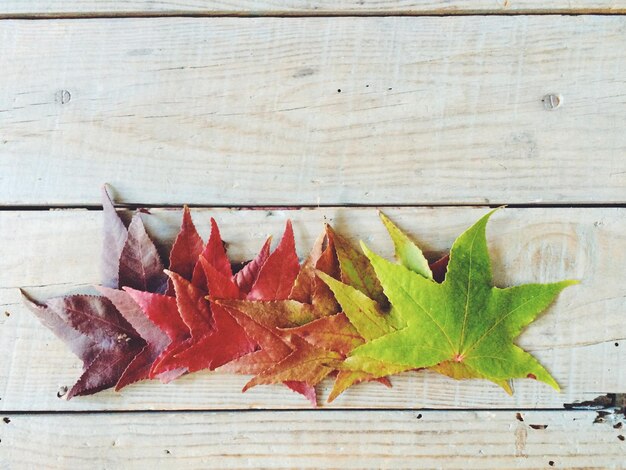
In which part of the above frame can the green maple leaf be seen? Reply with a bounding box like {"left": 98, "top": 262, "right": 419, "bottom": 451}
{"left": 344, "top": 209, "right": 578, "bottom": 392}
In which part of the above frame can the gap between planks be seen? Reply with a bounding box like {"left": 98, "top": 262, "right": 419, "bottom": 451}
{"left": 4, "top": 11, "right": 626, "bottom": 19}
{"left": 2, "top": 203, "right": 626, "bottom": 211}
{"left": 2, "top": 0, "right": 626, "bottom": 18}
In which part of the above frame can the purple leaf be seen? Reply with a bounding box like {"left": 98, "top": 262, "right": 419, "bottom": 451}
{"left": 101, "top": 185, "right": 128, "bottom": 289}
{"left": 119, "top": 214, "right": 167, "bottom": 293}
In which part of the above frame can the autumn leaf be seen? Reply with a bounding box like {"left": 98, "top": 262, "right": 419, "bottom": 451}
{"left": 24, "top": 190, "right": 576, "bottom": 405}
{"left": 430, "top": 254, "right": 450, "bottom": 284}
{"left": 191, "top": 218, "right": 233, "bottom": 289}
{"left": 100, "top": 185, "right": 127, "bottom": 289}
{"left": 315, "top": 276, "right": 404, "bottom": 399}
{"left": 228, "top": 308, "right": 393, "bottom": 404}
{"left": 153, "top": 271, "right": 255, "bottom": 374}
{"left": 234, "top": 237, "right": 272, "bottom": 293}
{"left": 166, "top": 205, "right": 204, "bottom": 295}
{"left": 101, "top": 186, "right": 168, "bottom": 293}
{"left": 219, "top": 225, "right": 392, "bottom": 404}
{"left": 327, "top": 225, "right": 387, "bottom": 307}
{"left": 216, "top": 225, "right": 338, "bottom": 404}
{"left": 242, "top": 335, "right": 342, "bottom": 394}
{"left": 247, "top": 220, "right": 300, "bottom": 301}
{"left": 219, "top": 307, "right": 294, "bottom": 375}
{"left": 281, "top": 312, "right": 393, "bottom": 403}
{"left": 123, "top": 287, "right": 189, "bottom": 380}
{"left": 22, "top": 292, "right": 145, "bottom": 398}
{"left": 285, "top": 312, "right": 363, "bottom": 356}
{"left": 321, "top": 214, "right": 451, "bottom": 340}
{"left": 311, "top": 225, "right": 405, "bottom": 400}
{"left": 217, "top": 298, "right": 321, "bottom": 404}
{"left": 316, "top": 214, "right": 451, "bottom": 394}
{"left": 22, "top": 290, "right": 99, "bottom": 373}
{"left": 311, "top": 272, "right": 399, "bottom": 399}
{"left": 289, "top": 228, "right": 340, "bottom": 316}
{"left": 149, "top": 217, "right": 257, "bottom": 375}
{"left": 378, "top": 211, "right": 433, "bottom": 279}
{"left": 97, "top": 286, "right": 185, "bottom": 388}
{"left": 119, "top": 214, "right": 167, "bottom": 293}
{"left": 347, "top": 209, "right": 578, "bottom": 391}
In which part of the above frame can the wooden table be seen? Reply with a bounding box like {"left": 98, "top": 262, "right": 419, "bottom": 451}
{"left": 1, "top": 2, "right": 625, "bottom": 468}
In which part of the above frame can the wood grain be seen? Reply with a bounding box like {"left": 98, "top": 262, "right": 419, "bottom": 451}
{"left": 2, "top": 207, "right": 624, "bottom": 411}
{"left": 1, "top": 1, "right": 626, "bottom": 16}
{"left": 1, "top": 17, "right": 626, "bottom": 206}
{"left": 1, "top": 410, "right": 624, "bottom": 468}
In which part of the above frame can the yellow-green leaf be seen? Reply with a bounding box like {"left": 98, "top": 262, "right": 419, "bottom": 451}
{"left": 379, "top": 211, "right": 432, "bottom": 279}
{"left": 350, "top": 209, "right": 578, "bottom": 391}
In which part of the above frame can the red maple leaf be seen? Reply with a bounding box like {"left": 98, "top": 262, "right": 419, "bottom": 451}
{"left": 247, "top": 220, "right": 300, "bottom": 301}
{"left": 217, "top": 225, "right": 344, "bottom": 405}
{"left": 149, "top": 217, "right": 260, "bottom": 376}
{"left": 97, "top": 286, "right": 186, "bottom": 388}
{"left": 166, "top": 205, "right": 204, "bottom": 295}
{"left": 123, "top": 287, "right": 189, "bottom": 381}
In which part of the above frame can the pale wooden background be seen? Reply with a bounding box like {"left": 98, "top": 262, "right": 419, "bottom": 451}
{"left": 1, "top": 2, "right": 625, "bottom": 468}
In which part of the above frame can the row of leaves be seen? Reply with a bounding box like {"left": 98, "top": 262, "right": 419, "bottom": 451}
{"left": 23, "top": 189, "right": 576, "bottom": 405}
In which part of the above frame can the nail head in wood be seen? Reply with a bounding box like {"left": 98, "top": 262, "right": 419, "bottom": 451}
{"left": 542, "top": 93, "right": 562, "bottom": 110}
{"left": 55, "top": 89, "right": 71, "bottom": 105}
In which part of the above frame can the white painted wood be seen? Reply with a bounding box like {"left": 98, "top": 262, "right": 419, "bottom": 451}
{"left": 2, "top": 207, "right": 624, "bottom": 410}
{"left": 1, "top": 1, "right": 625, "bottom": 16}
{"left": 1, "top": 17, "right": 625, "bottom": 206}
{"left": 1, "top": 410, "right": 624, "bottom": 468}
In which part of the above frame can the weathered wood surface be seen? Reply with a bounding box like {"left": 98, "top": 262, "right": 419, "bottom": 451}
{"left": 1, "top": 410, "right": 624, "bottom": 468}
{"left": 2, "top": 17, "right": 626, "bottom": 206}
{"left": 2, "top": 1, "right": 626, "bottom": 16}
{"left": 2, "top": 207, "right": 623, "bottom": 411}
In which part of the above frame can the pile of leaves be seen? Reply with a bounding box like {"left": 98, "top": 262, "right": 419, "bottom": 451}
{"left": 22, "top": 189, "right": 577, "bottom": 405}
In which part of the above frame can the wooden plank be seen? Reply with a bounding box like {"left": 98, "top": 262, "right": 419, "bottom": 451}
{"left": 1, "top": 410, "right": 624, "bottom": 468}
{"left": 1, "top": 207, "right": 624, "bottom": 410}
{"left": 2, "top": 1, "right": 626, "bottom": 16}
{"left": 1, "top": 17, "right": 625, "bottom": 206}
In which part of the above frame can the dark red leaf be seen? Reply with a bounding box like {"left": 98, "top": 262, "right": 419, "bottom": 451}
{"left": 100, "top": 185, "right": 127, "bottom": 289}
{"left": 27, "top": 293, "right": 145, "bottom": 398}
{"left": 21, "top": 290, "right": 99, "bottom": 368}
{"left": 97, "top": 286, "right": 185, "bottom": 389}
{"left": 119, "top": 214, "right": 167, "bottom": 293}
{"left": 430, "top": 254, "right": 450, "bottom": 284}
